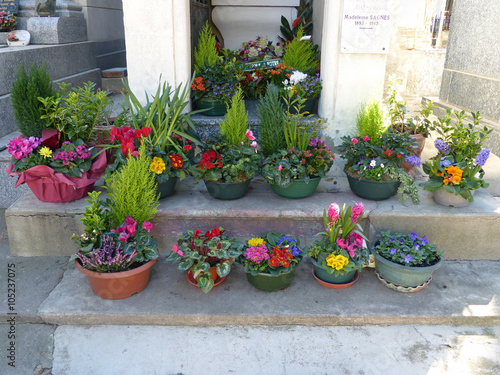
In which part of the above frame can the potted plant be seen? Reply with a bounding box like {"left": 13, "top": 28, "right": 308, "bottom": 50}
{"left": 105, "top": 78, "right": 198, "bottom": 198}
{"left": 420, "top": 110, "right": 492, "bottom": 207}
{"left": 166, "top": 227, "right": 244, "bottom": 293}
{"left": 277, "top": 68, "right": 322, "bottom": 114}
{"left": 72, "top": 144, "right": 160, "bottom": 299}
{"left": 307, "top": 202, "right": 369, "bottom": 288}
{"left": 0, "top": 11, "right": 16, "bottom": 31}
{"left": 191, "top": 87, "right": 261, "bottom": 199}
{"left": 371, "top": 231, "right": 444, "bottom": 292}
{"left": 340, "top": 130, "right": 420, "bottom": 203}
{"left": 236, "top": 232, "right": 305, "bottom": 291}
{"left": 260, "top": 97, "right": 334, "bottom": 198}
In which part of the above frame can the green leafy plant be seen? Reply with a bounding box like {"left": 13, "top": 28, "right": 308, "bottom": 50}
{"left": 106, "top": 144, "right": 159, "bottom": 228}
{"left": 194, "top": 22, "right": 220, "bottom": 72}
{"left": 373, "top": 231, "right": 443, "bottom": 267}
{"left": 166, "top": 227, "right": 244, "bottom": 293}
{"left": 257, "top": 85, "right": 287, "bottom": 156}
{"left": 356, "top": 98, "right": 388, "bottom": 145}
{"left": 279, "top": 0, "right": 313, "bottom": 42}
{"left": 191, "top": 60, "right": 241, "bottom": 103}
{"left": 10, "top": 62, "right": 54, "bottom": 137}
{"left": 219, "top": 86, "right": 248, "bottom": 146}
{"left": 281, "top": 26, "right": 318, "bottom": 73}
{"left": 39, "top": 82, "right": 111, "bottom": 143}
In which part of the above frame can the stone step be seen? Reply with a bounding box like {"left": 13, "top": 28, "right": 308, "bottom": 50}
{"left": 5, "top": 175, "right": 500, "bottom": 259}
{"left": 37, "top": 256, "right": 500, "bottom": 327}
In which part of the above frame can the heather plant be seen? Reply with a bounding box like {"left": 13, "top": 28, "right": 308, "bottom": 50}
{"left": 257, "top": 85, "right": 287, "bottom": 156}
{"left": 10, "top": 62, "right": 54, "bottom": 137}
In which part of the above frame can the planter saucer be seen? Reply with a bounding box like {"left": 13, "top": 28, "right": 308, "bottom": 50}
{"left": 186, "top": 270, "right": 226, "bottom": 288}
{"left": 311, "top": 268, "right": 359, "bottom": 289}
{"left": 375, "top": 271, "right": 431, "bottom": 293}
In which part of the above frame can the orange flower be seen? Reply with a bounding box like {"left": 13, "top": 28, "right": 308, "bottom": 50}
{"left": 443, "top": 178, "right": 449, "bottom": 185}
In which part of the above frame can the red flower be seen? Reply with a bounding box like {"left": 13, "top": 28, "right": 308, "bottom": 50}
{"left": 292, "top": 18, "right": 301, "bottom": 28}
{"left": 384, "top": 149, "right": 393, "bottom": 157}
{"left": 141, "top": 127, "right": 152, "bottom": 138}
{"left": 183, "top": 144, "right": 192, "bottom": 152}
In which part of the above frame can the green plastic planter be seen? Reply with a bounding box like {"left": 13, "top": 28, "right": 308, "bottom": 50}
{"left": 194, "top": 98, "right": 227, "bottom": 116}
{"left": 270, "top": 177, "right": 321, "bottom": 199}
{"left": 156, "top": 177, "right": 178, "bottom": 199}
{"left": 310, "top": 257, "right": 357, "bottom": 284}
{"left": 371, "top": 244, "right": 443, "bottom": 289}
{"left": 345, "top": 172, "right": 400, "bottom": 201}
{"left": 204, "top": 179, "right": 251, "bottom": 200}
{"left": 245, "top": 267, "right": 297, "bottom": 291}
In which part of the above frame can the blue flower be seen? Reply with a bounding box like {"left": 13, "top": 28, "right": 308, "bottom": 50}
{"left": 404, "top": 254, "right": 412, "bottom": 263}
{"left": 390, "top": 248, "right": 397, "bottom": 255}
{"left": 410, "top": 232, "right": 418, "bottom": 241}
{"left": 434, "top": 139, "right": 451, "bottom": 154}
{"left": 421, "top": 239, "right": 428, "bottom": 246}
{"left": 475, "top": 149, "right": 490, "bottom": 167}
{"left": 440, "top": 158, "right": 452, "bottom": 167}
{"left": 404, "top": 155, "right": 422, "bottom": 167}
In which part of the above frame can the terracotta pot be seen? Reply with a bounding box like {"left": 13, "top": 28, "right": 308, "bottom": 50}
{"left": 401, "top": 133, "right": 426, "bottom": 176}
{"left": 75, "top": 258, "right": 157, "bottom": 300}
{"left": 186, "top": 266, "right": 226, "bottom": 287}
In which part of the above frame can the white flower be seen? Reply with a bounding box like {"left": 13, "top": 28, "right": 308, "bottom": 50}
{"left": 282, "top": 79, "right": 289, "bottom": 86}
{"left": 289, "top": 71, "right": 308, "bottom": 85}
{"left": 248, "top": 47, "right": 259, "bottom": 58}
{"left": 380, "top": 163, "right": 384, "bottom": 168}
{"left": 275, "top": 46, "right": 283, "bottom": 57}
{"left": 370, "top": 160, "right": 377, "bottom": 167}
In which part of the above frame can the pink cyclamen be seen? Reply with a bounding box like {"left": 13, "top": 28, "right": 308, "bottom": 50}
{"left": 246, "top": 129, "right": 256, "bottom": 141}
{"left": 351, "top": 138, "right": 359, "bottom": 144}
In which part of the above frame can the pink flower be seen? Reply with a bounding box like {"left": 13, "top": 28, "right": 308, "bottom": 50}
{"left": 131, "top": 151, "right": 140, "bottom": 157}
{"left": 118, "top": 232, "right": 130, "bottom": 241}
{"left": 348, "top": 232, "right": 363, "bottom": 247}
{"left": 246, "top": 129, "right": 256, "bottom": 141}
{"left": 278, "top": 165, "right": 283, "bottom": 171}
{"left": 142, "top": 222, "right": 153, "bottom": 233}
{"left": 351, "top": 138, "right": 359, "bottom": 144}
{"left": 172, "top": 244, "right": 184, "bottom": 256}
{"left": 336, "top": 238, "right": 348, "bottom": 249}
{"left": 251, "top": 141, "right": 257, "bottom": 148}
{"left": 350, "top": 202, "right": 364, "bottom": 224}
{"left": 125, "top": 216, "right": 136, "bottom": 225}
{"left": 362, "top": 136, "right": 370, "bottom": 142}
{"left": 328, "top": 203, "right": 340, "bottom": 223}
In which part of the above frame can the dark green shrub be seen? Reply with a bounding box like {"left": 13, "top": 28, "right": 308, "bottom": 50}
{"left": 257, "top": 85, "right": 287, "bottom": 156}
{"left": 11, "top": 62, "right": 54, "bottom": 137}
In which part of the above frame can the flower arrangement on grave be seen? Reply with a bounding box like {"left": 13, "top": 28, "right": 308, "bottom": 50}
{"left": 234, "top": 36, "right": 284, "bottom": 63}
{"left": 0, "top": 11, "right": 16, "bottom": 31}
{"left": 307, "top": 202, "right": 369, "bottom": 280}
{"left": 420, "top": 110, "right": 492, "bottom": 202}
{"left": 166, "top": 227, "right": 244, "bottom": 293}
{"left": 340, "top": 130, "right": 420, "bottom": 203}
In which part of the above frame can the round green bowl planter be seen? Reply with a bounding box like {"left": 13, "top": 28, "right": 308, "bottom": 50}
{"left": 245, "top": 267, "right": 297, "bottom": 291}
{"left": 310, "top": 257, "right": 357, "bottom": 284}
{"left": 270, "top": 177, "right": 321, "bottom": 199}
{"left": 345, "top": 172, "right": 400, "bottom": 201}
{"left": 204, "top": 179, "right": 251, "bottom": 200}
{"left": 371, "top": 246, "right": 443, "bottom": 292}
{"left": 156, "top": 177, "right": 178, "bottom": 199}
{"left": 194, "top": 98, "right": 227, "bottom": 116}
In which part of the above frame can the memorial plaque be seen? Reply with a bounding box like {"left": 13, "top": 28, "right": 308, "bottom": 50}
{"left": 0, "top": 0, "right": 19, "bottom": 14}
{"left": 341, "top": 0, "right": 392, "bottom": 54}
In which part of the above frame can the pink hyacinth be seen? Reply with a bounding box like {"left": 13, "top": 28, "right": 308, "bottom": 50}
{"left": 350, "top": 202, "right": 364, "bottom": 224}
{"left": 246, "top": 129, "right": 256, "bottom": 141}
{"left": 328, "top": 203, "right": 340, "bottom": 223}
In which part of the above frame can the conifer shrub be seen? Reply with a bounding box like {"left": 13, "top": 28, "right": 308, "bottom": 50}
{"left": 106, "top": 144, "right": 159, "bottom": 228}
{"left": 219, "top": 86, "right": 248, "bottom": 146}
{"left": 257, "top": 85, "right": 287, "bottom": 156}
{"left": 281, "top": 26, "right": 318, "bottom": 73}
{"left": 355, "top": 98, "right": 388, "bottom": 145}
{"left": 10, "top": 62, "right": 54, "bottom": 137}
{"left": 194, "top": 22, "right": 220, "bottom": 72}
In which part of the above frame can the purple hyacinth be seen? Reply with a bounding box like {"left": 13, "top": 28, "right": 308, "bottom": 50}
{"left": 404, "top": 155, "right": 422, "bottom": 167}
{"left": 475, "top": 149, "right": 490, "bottom": 167}
{"left": 434, "top": 139, "right": 451, "bottom": 154}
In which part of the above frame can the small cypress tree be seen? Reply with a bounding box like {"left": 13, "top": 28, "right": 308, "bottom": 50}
{"left": 355, "top": 98, "right": 388, "bottom": 145}
{"left": 11, "top": 62, "right": 54, "bottom": 137}
{"left": 281, "top": 26, "right": 318, "bottom": 72}
{"left": 194, "top": 22, "right": 219, "bottom": 72}
{"left": 106, "top": 144, "right": 159, "bottom": 228}
{"left": 257, "top": 86, "right": 287, "bottom": 156}
{"left": 219, "top": 86, "right": 248, "bottom": 146}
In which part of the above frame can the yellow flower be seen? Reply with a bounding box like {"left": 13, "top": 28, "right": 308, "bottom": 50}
{"left": 150, "top": 156, "right": 166, "bottom": 175}
{"left": 39, "top": 146, "right": 52, "bottom": 159}
{"left": 326, "top": 254, "right": 349, "bottom": 270}
{"left": 248, "top": 237, "right": 266, "bottom": 247}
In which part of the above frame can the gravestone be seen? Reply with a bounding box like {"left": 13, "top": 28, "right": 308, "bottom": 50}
{"left": 0, "top": 0, "right": 19, "bottom": 14}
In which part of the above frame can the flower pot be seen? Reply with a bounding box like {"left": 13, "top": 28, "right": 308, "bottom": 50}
{"left": 311, "top": 268, "right": 359, "bottom": 289}
{"left": 310, "top": 257, "right": 358, "bottom": 285}
{"left": 371, "top": 246, "right": 443, "bottom": 292}
{"left": 433, "top": 189, "right": 473, "bottom": 208}
{"left": 157, "top": 177, "right": 178, "bottom": 199}
{"left": 186, "top": 266, "right": 226, "bottom": 288}
{"left": 270, "top": 177, "right": 321, "bottom": 199}
{"left": 283, "top": 97, "right": 318, "bottom": 114}
{"left": 194, "top": 98, "right": 227, "bottom": 116}
{"left": 245, "top": 267, "right": 297, "bottom": 291}
{"left": 204, "top": 179, "right": 251, "bottom": 200}
{"left": 401, "top": 133, "right": 426, "bottom": 176}
{"left": 75, "top": 258, "right": 157, "bottom": 300}
{"left": 345, "top": 172, "right": 400, "bottom": 201}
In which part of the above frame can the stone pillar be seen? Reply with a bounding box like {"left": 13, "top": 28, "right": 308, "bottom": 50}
{"left": 122, "top": 0, "right": 191, "bottom": 104}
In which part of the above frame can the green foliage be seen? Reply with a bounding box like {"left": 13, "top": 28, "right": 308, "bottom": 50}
{"left": 282, "top": 95, "right": 323, "bottom": 151}
{"left": 10, "top": 62, "right": 54, "bottom": 137}
{"left": 219, "top": 86, "right": 248, "bottom": 146}
{"left": 257, "top": 85, "right": 287, "bottom": 156}
{"left": 280, "top": 0, "right": 313, "bottom": 42}
{"left": 355, "top": 98, "right": 388, "bottom": 145}
{"left": 106, "top": 144, "right": 159, "bottom": 228}
{"left": 281, "top": 26, "right": 318, "bottom": 73}
{"left": 194, "top": 22, "right": 220, "bottom": 72}
{"left": 39, "top": 82, "right": 111, "bottom": 143}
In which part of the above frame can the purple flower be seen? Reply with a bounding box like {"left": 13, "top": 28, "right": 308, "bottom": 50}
{"left": 414, "top": 244, "right": 420, "bottom": 251}
{"left": 434, "top": 139, "right": 451, "bottom": 154}
{"left": 410, "top": 232, "right": 418, "bottom": 241}
{"left": 404, "top": 155, "right": 422, "bottom": 167}
{"left": 404, "top": 254, "right": 412, "bottom": 263}
{"left": 421, "top": 239, "right": 429, "bottom": 246}
{"left": 390, "top": 248, "right": 397, "bottom": 255}
{"left": 475, "top": 149, "right": 490, "bottom": 167}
